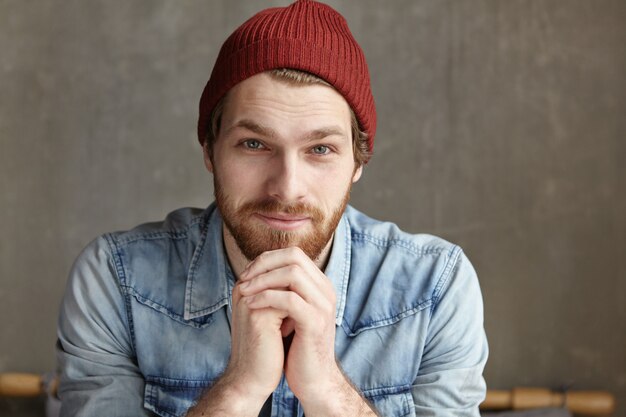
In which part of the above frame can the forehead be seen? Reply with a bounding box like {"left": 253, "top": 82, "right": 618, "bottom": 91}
{"left": 220, "top": 72, "right": 352, "bottom": 134}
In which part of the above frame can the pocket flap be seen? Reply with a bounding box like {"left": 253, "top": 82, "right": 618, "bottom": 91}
{"left": 144, "top": 376, "right": 212, "bottom": 417}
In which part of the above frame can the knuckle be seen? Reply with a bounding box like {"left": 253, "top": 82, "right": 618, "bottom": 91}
{"left": 253, "top": 252, "right": 266, "bottom": 265}
{"left": 287, "top": 292, "right": 299, "bottom": 308}
{"left": 288, "top": 246, "right": 302, "bottom": 257}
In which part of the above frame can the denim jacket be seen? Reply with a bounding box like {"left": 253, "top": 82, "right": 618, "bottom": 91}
{"left": 57, "top": 204, "right": 488, "bottom": 417}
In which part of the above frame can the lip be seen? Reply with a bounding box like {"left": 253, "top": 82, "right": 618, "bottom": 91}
{"left": 254, "top": 213, "right": 311, "bottom": 231}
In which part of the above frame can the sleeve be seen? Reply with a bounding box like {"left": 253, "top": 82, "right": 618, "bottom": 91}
{"left": 56, "top": 235, "right": 156, "bottom": 417}
{"left": 411, "top": 248, "right": 489, "bottom": 416}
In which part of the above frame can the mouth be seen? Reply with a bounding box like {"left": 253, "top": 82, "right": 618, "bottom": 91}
{"left": 254, "top": 212, "right": 311, "bottom": 231}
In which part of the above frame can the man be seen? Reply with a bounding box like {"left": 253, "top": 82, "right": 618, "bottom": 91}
{"left": 57, "top": 1, "right": 488, "bottom": 416}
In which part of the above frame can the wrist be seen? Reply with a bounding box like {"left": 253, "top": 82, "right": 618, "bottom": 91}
{"left": 297, "top": 366, "right": 346, "bottom": 412}
{"left": 186, "top": 369, "right": 271, "bottom": 417}
{"left": 297, "top": 366, "right": 378, "bottom": 417}
{"left": 218, "top": 367, "right": 273, "bottom": 411}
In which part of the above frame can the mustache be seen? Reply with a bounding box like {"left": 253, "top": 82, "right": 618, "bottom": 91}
{"left": 238, "top": 199, "right": 324, "bottom": 222}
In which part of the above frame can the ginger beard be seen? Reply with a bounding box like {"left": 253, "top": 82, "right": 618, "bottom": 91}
{"left": 214, "top": 173, "right": 351, "bottom": 262}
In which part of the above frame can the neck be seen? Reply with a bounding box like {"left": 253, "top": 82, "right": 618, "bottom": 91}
{"left": 222, "top": 225, "right": 334, "bottom": 279}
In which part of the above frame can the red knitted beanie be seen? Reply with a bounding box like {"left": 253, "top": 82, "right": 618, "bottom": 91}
{"left": 197, "top": 0, "right": 377, "bottom": 153}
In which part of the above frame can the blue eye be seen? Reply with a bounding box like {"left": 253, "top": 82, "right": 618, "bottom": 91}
{"left": 243, "top": 139, "right": 264, "bottom": 150}
{"left": 312, "top": 145, "right": 329, "bottom": 155}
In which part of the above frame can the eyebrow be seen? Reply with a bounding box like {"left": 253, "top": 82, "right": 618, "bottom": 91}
{"left": 224, "top": 119, "right": 277, "bottom": 139}
{"left": 224, "top": 119, "right": 349, "bottom": 143}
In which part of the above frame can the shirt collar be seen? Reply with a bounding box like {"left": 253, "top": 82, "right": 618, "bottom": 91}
{"left": 184, "top": 204, "right": 351, "bottom": 326}
{"left": 323, "top": 212, "right": 351, "bottom": 326}
{"left": 184, "top": 205, "right": 233, "bottom": 321}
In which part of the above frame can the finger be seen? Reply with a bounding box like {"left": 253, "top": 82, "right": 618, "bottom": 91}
{"left": 233, "top": 283, "right": 289, "bottom": 319}
{"left": 252, "top": 307, "right": 290, "bottom": 324}
{"left": 239, "top": 264, "right": 321, "bottom": 305}
{"left": 240, "top": 247, "right": 322, "bottom": 285}
{"left": 232, "top": 282, "right": 244, "bottom": 304}
{"left": 243, "top": 290, "right": 311, "bottom": 329}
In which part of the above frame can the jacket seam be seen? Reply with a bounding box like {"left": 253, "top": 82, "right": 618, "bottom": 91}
{"left": 335, "top": 216, "right": 352, "bottom": 323}
{"left": 431, "top": 245, "right": 462, "bottom": 314}
{"left": 145, "top": 375, "right": 214, "bottom": 387}
{"left": 185, "top": 210, "right": 213, "bottom": 316}
{"left": 351, "top": 233, "right": 446, "bottom": 256}
{"left": 342, "top": 298, "right": 432, "bottom": 336}
{"left": 115, "top": 231, "right": 190, "bottom": 244}
{"left": 103, "top": 233, "right": 139, "bottom": 357}
{"left": 124, "top": 286, "right": 224, "bottom": 327}
{"left": 361, "top": 383, "right": 412, "bottom": 398}
{"left": 113, "top": 211, "right": 208, "bottom": 245}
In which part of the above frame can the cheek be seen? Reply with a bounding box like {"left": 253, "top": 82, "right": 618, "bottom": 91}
{"left": 309, "top": 167, "right": 353, "bottom": 201}
{"left": 216, "top": 160, "right": 267, "bottom": 198}
{"left": 221, "top": 169, "right": 256, "bottom": 191}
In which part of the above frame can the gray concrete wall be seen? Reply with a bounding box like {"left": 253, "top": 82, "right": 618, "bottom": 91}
{"left": 1, "top": 1, "right": 624, "bottom": 415}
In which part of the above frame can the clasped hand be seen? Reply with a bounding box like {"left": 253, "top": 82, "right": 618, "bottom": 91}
{"left": 226, "top": 246, "right": 342, "bottom": 409}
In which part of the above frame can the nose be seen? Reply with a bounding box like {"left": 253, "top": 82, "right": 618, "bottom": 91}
{"left": 265, "top": 152, "right": 306, "bottom": 203}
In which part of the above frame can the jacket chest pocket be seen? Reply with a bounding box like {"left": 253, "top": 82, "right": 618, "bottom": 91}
{"left": 144, "top": 376, "right": 213, "bottom": 417}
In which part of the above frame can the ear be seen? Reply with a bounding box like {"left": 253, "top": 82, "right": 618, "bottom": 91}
{"left": 202, "top": 143, "right": 214, "bottom": 174}
{"left": 352, "top": 164, "right": 363, "bottom": 183}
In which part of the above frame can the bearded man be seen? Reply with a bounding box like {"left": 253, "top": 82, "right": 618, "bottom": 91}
{"left": 57, "top": 1, "right": 488, "bottom": 417}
